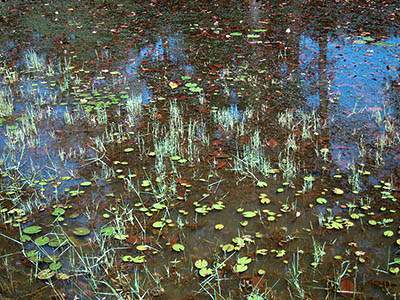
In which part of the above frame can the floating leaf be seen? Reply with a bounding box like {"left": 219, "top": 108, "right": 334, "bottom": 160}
{"left": 37, "top": 269, "right": 55, "bottom": 280}
{"left": 199, "top": 267, "right": 213, "bottom": 277}
{"left": 49, "top": 261, "right": 62, "bottom": 271}
{"left": 34, "top": 236, "right": 50, "bottom": 246}
{"left": 114, "top": 233, "right": 128, "bottom": 241}
{"left": 152, "top": 221, "right": 164, "bottom": 229}
{"left": 20, "top": 235, "right": 31, "bottom": 243}
{"left": 233, "top": 264, "right": 248, "bottom": 273}
{"left": 100, "top": 226, "right": 116, "bottom": 237}
{"left": 72, "top": 227, "right": 91, "bottom": 236}
{"left": 195, "top": 259, "right": 208, "bottom": 269}
{"left": 384, "top": 230, "right": 394, "bottom": 237}
{"left": 141, "top": 180, "right": 151, "bottom": 188}
{"left": 215, "top": 224, "right": 224, "bottom": 230}
{"left": 172, "top": 243, "right": 185, "bottom": 252}
{"left": 80, "top": 181, "right": 92, "bottom": 187}
{"left": 256, "top": 181, "right": 267, "bottom": 188}
{"left": 52, "top": 207, "right": 65, "bottom": 217}
{"left": 222, "top": 244, "right": 235, "bottom": 253}
{"left": 237, "top": 256, "right": 252, "bottom": 265}
{"left": 23, "top": 225, "right": 42, "bottom": 235}
{"left": 333, "top": 188, "right": 344, "bottom": 195}
{"left": 122, "top": 255, "right": 146, "bottom": 263}
{"left": 316, "top": 197, "right": 327, "bottom": 205}
{"left": 242, "top": 211, "right": 257, "bottom": 218}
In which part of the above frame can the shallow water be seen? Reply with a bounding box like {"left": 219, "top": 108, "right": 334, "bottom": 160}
{"left": 0, "top": 1, "right": 399, "bottom": 299}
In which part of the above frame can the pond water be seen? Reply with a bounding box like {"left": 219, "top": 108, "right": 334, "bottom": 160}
{"left": 0, "top": 1, "right": 399, "bottom": 299}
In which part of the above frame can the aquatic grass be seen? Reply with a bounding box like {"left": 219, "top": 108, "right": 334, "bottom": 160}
{"left": 234, "top": 129, "right": 272, "bottom": 178}
{"left": 24, "top": 49, "right": 46, "bottom": 72}
{"left": 0, "top": 86, "right": 14, "bottom": 118}
{"left": 287, "top": 250, "right": 305, "bottom": 299}
{"left": 126, "top": 93, "right": 143, "bottom": 126}
{"left": 278, "top": 109, "right": 294, "bottom": 129}
{"left": 311, "top": 237, "right": 326, "bottom": 269}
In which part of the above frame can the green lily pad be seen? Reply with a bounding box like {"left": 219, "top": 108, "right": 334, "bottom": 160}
{"left": 215, "top": 224, "right": 224, "bottom": 230}
{"left": 80, "top": 181, "right": 92, "bottom": 187}
{"left": 49, "top": 261, "right": 62, "bottom": 271}
{"left": 122, "top": 255, "right": 146, "bottom": 263}
{"left": 333, "top": 188, "right": 344, "bottom": 195}
{"left": 316, "top": 197, "right": 327, "bottom": 205}
{"left": 141, "top": 180, "right": 151, "bottom": 188}
{"left": 384, "top": 230, "right": 394, "bottom": 237}
{"left": 172, "top": 243, "right": 185, "bottom": 252}
{"left": 152, "top": 221, "right": 164, "bottom": 229}
{"left": 233, "top": 264, "right": 248, "bottom": 273}
{"left": 199, "top": 267, "right": 213, "bottom": 277}
{"left": 37, "top": 269, "right": 55, "bottom": 280}
{"left": 52, "top": 207, "right": 65, "bottom": 217}
{"left": 242, "top": 211, "right": 257, "bottom": 218}
{"left": 23, "top": 225, "right": 42, "bottom": 235}
{"left": 256, "top": 181, "right": 268, "bottom": 188}
{"left": 237, "top": 256, "right": 252, "bottom": 265}
{"left": 20, "top": 234, "right": 31, "bottom": 242}
{"left": 195, "top": 259, "right": 208, "bottom": 269}
{"left": 72, "top": 227, "right": 91, "bottom": 236}
{"left": 100, "top": 226, "right": 116, "bottom": 237}
{"left": 34, "top": 236, "right": 50, "bottom": 246}
{"left": 113, "top": 233, "right": 128, "bottom": 240}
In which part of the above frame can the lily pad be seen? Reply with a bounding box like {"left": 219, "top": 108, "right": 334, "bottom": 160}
{"left": 172, "top": 243, "right": 185, "bottom": 252}
{"left": 34, "top": 236, "right": 50, "bottom": 246}
{"left": 195, "top": 259, "right": 208, "bottom": 269}
{"left": 242, "top": 211, "right": 257, "bottom": 218}
{"left": 316, "top": 197, "right": 327, "bottom": 205}
{"left": 233, "top": 264, "right": 248, "bottom": 273}
{"left": 23, "top": 225, "right": 42, "bottom": 235}
{"left": 37, "top": 269, "right": 55, "bottom": 280}
{"left": 72, "top": 227, "right": 91, "bottom": 236}
{"left": 333, "top": 188, "right": 344, "bottom": 195}
{"left": 199, "top": 267, "right": 213, "bottom": 277}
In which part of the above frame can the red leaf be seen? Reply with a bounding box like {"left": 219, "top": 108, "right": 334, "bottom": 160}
{"left": 340, "top": 278, "right": 355, "bottom": 297}
{"left": 216, "top": 161, "right": 227, "bottom": 169}
{"left": 266, "top": 138, "right": 278, "bottom": 149}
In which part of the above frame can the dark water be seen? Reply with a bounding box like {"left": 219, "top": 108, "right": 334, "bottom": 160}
{"left": 0, "top": 1, "right": 399, "bottom": 299}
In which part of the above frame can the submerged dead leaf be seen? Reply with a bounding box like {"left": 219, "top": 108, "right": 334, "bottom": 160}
{"left": 339, "top": 278, "right": 355, "bottom": 297}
